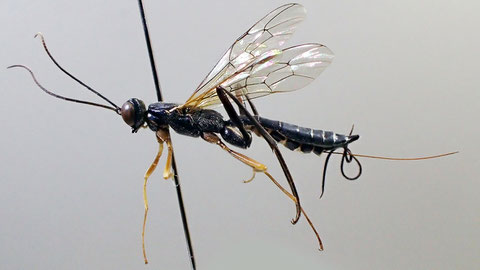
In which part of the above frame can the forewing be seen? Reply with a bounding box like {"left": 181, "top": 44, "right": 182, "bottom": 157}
{"left": 194, "top": 43, "right": 334, "bottom": 108}
{"left": 183, "top": 3, "right": 306, "bottom": 108}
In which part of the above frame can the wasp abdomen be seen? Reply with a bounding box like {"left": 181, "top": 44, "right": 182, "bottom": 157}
{"left": 242, "top": 116, "right": 359, "bottom": 154}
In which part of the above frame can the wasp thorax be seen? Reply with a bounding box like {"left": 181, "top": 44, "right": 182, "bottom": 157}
{"left": 121, "top": 98, "right": 146, "bottom": 132}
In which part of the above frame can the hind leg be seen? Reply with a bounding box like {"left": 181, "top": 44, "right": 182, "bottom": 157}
{"left": 220, "top": 124, "right": 252, "bottom": 149}
{"left": 216, "top": 86, "right": 302, "bottom": 224}
{"left": 202, "top": 132, "right": 323, "bottom": 250}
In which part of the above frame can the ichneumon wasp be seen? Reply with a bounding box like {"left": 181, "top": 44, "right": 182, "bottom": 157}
{"left": 9, "top": 2, "right": 457, "bottom": 268}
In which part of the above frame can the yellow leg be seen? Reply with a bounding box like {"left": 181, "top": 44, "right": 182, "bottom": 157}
{"left": 243, "top": 170, "right": 257, "bottom": 183}
{"left": 202, "top": 132, "right": 323, "bottom": 250}
{"left": 163, "top": 139, "right": 174, "bottom": 179}
{"left": 202, "top": 132, "right": 266, "bottom": 181}
{"left": 142, "top": 133, "right": 166, "bottom": 264}
{"left": 154, "top": 129, "right": 174, "bottom": 180}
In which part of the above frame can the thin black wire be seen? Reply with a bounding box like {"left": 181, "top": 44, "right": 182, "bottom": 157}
{"left": 137, "top": 1, "right": 196, "bottom": 269}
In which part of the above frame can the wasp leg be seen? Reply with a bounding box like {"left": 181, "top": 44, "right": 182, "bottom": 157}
{"left": 216, "top": 87, "right": 302, "bottom": 225}
{"left": 142, "top": 132, "right": 165, "bottom": 264}
{"left": 243, "top": 170, "right": 257, "bottom": 183}
{"left": 235, "top": 91, "right": 259, "bottom": 116}
{"left": 155, "top": 129, "right": 174, "bottom": 179}
{"left": 263, "top": 171, "right": 324, "bottom": 251}
{"left": 202, "top": 132, "right": 323, "bottom": 250}
{"left": 234, "top": 90, "right": 247, "bottom": 116}
{"left": 244, "top": 93, "right": 259, "bottom": 116}
{"left": 163, "top": 139, "right": 174, "bottom": 179}
{"left": 216, "top": 88, "right": 251, "bottom": 145}
{"left": 202, "top": 132, "right": 267, "bottom": 177}
{"left": 233, "top": 89, "right": 258, "bottom": 116}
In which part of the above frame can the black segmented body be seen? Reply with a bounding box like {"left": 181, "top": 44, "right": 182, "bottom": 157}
{"left": 238, "top": 116, "right": 359, "bottom": 154}
{"left": 145, "top": 102, "right": 359, "bottom": 154}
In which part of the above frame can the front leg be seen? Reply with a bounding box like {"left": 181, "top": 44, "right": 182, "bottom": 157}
{"left": 157, "top": 128, "right": 174, "bottom": 179}
{"left": 142, "top": 130, "right": 166, "bottom": 264}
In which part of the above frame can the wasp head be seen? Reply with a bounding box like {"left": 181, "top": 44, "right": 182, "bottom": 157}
{"left": 121, "top": 98, "right": 147, "bottom": 133}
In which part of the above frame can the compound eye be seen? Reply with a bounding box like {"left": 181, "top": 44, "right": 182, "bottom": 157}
{"left": 121, "top": 101, "right": 135, "bottom": 127}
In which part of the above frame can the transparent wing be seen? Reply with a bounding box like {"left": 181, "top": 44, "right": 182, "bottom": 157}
{"left": 192, "top": 43, "right": 334, "bottom": 108}
{"left": 183, "top": 3, "right": 306, "bottom": 108}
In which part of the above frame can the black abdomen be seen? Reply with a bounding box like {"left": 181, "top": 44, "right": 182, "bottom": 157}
{"left": 241, "top": 116, "right": 359, "bottom": 155}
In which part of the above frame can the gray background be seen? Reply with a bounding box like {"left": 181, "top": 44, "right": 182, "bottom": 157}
{"left": 1, "top": 0, "right": 478, "bottom": 269}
